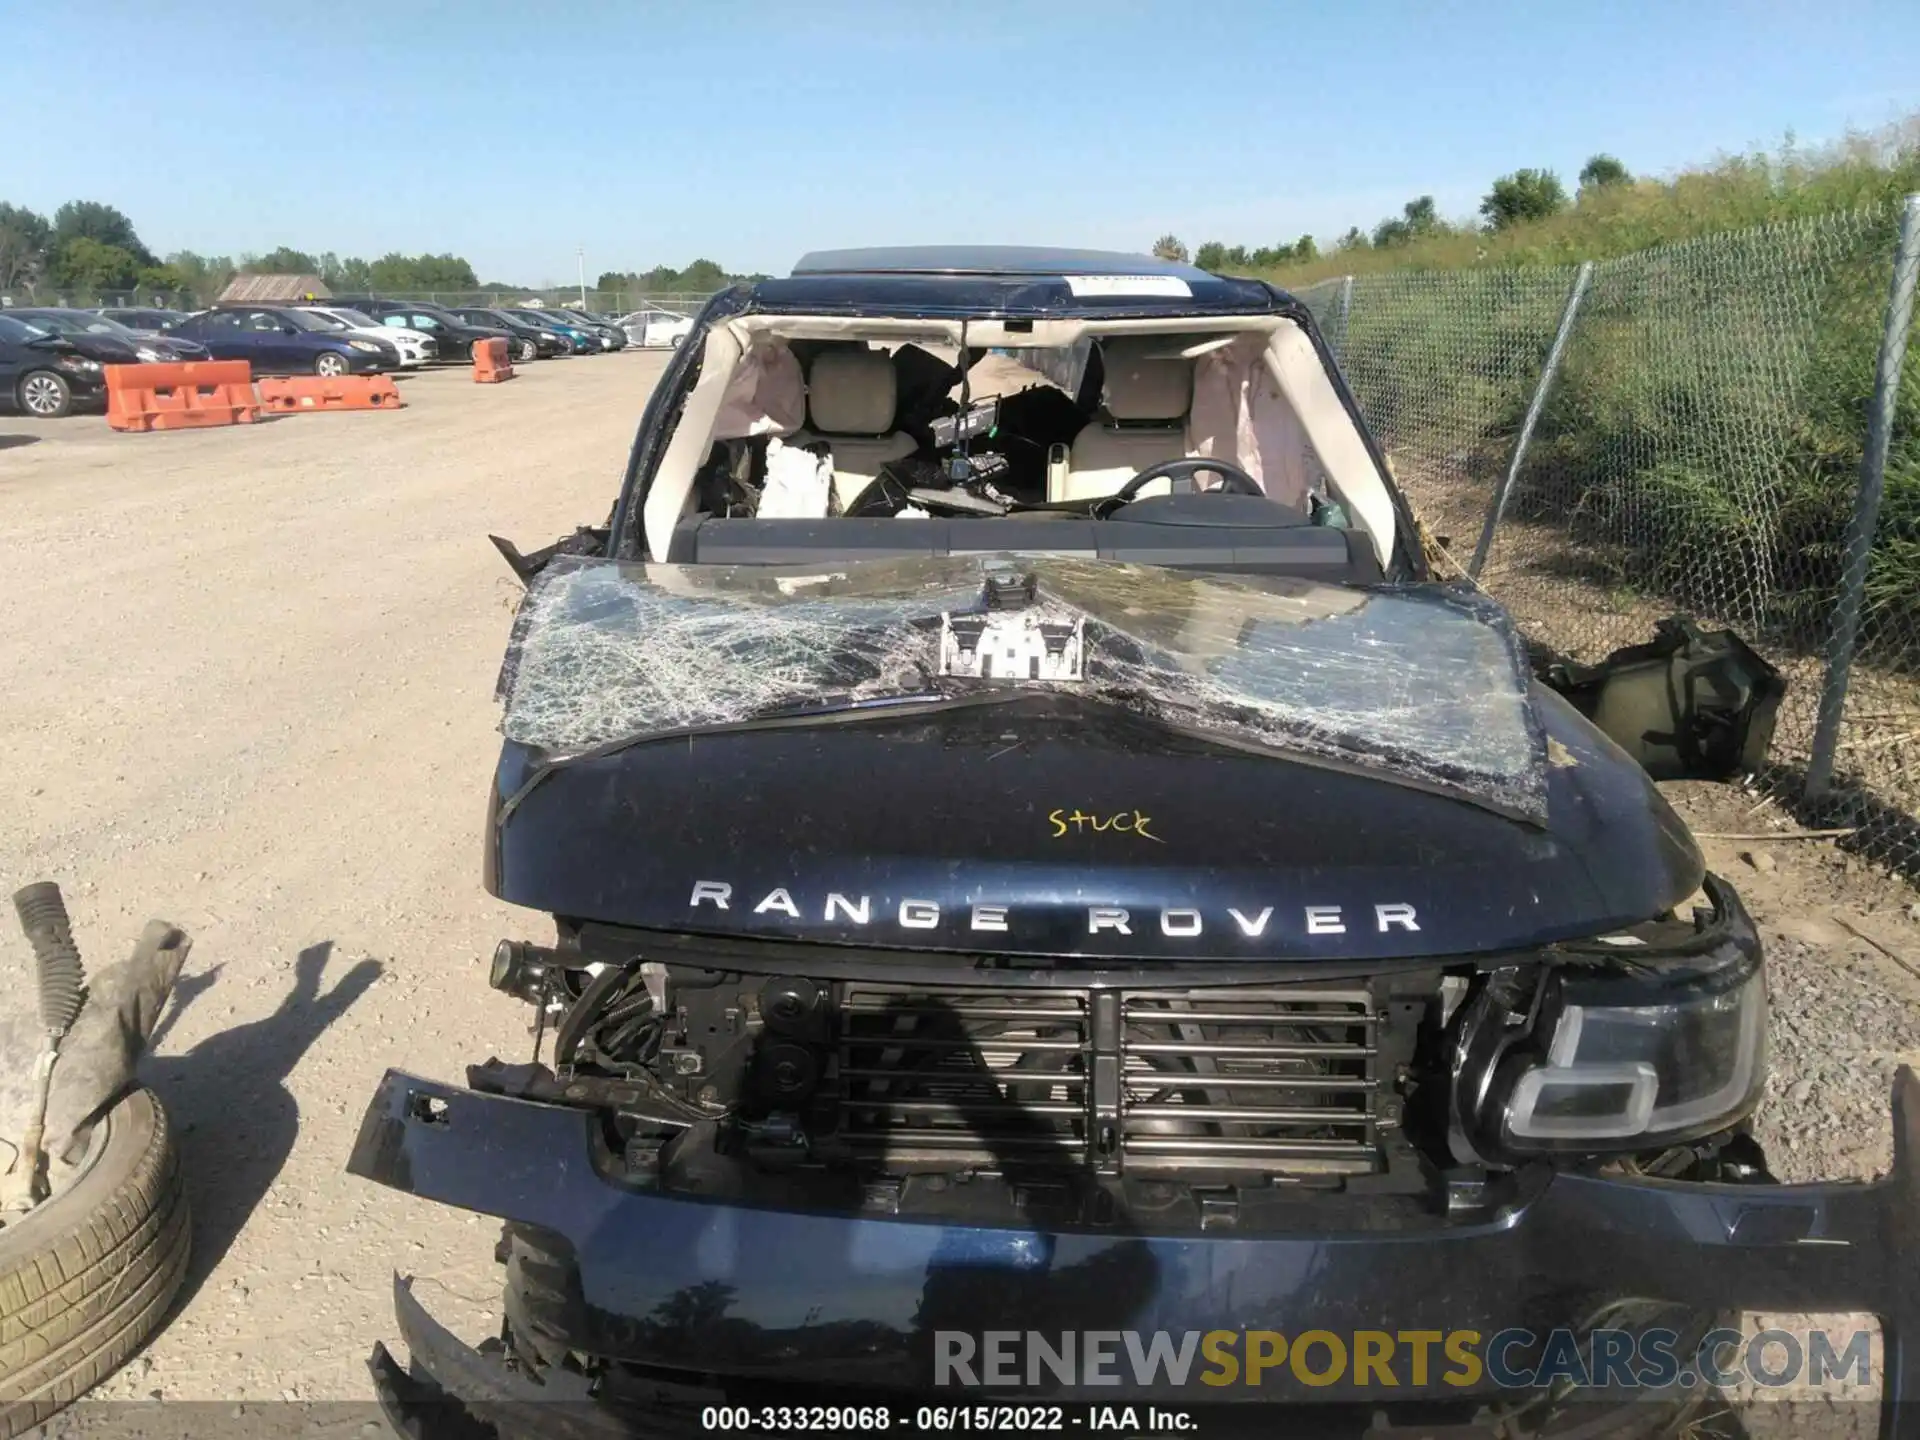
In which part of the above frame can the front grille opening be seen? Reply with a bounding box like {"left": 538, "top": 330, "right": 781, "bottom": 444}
{"left": 837, "top": 986, "right": 1089, "bottom": 1170}
{"left": 1121, "top": 988, "right": 1377, "bottom": 1177}
{"left": 832, "top": 982, "right": 1383, "bottom": 1178}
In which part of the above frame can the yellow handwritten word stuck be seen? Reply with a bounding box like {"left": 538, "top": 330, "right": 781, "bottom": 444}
{"left": 1048, "top": 808, "right": 1159, "bottom": 842}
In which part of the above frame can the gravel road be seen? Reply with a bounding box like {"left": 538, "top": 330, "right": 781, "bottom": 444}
{"left": 1, "top": 355, "right": 668, "bottom": 1403}
{"left": 2, "top": 358, "right": 1917, "bottom": 1424}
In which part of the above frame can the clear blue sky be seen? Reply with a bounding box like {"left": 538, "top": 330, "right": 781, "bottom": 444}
{"left": 6, "top": 0, "right": 1917, "bottom": 284}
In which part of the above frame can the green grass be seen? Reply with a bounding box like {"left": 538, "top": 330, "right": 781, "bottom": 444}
{"left": 1263, "top": 118, "right": 1920, "bottom": 289}
{"left": 1268, "top": 119, "right": 1920, "bottom": 669}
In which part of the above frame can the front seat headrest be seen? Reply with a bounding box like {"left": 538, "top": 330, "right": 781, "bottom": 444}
{"left": 1099, "top": 341, "right": 1192, "bottom": 422}
{"left": 807, "top": 349, "right": 898, "bottom": 435}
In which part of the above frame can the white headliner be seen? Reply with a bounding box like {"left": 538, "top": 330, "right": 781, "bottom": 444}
{"left": 642, "top": 313, "right": 1397, "bottom": 571}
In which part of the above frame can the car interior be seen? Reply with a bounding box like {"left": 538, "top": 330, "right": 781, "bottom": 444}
{"left": 639, "top": 314, "right": 1402, "bottom": 584}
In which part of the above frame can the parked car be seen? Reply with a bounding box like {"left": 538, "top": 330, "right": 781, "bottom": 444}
{"left": 292, "top": 305, "right": 438, "bottom": 367}
{"left": 0, "top": 311, "right": 122, "bottom": 416}
{"left": 557, "top": 306, "right": 628, "bottom": 349}
{"left": 344, "top": 247, "right": 1906, "bottom": 1436}
{"left": 445, "top": 307, "right": 566, "bottom": 362}
{"left": 167, "top": 306, "right": 398, "bottom": 376}
{"left": 10, "top": 308, "right": 210, "bottom": 362}
{"left": 95, "top": 306, "right": 193, "bottom": 338}
{"left": 505, "top": 307, "right": 610, "bottom": 353}
{"left": 615, "top": 306, "right": 695, "bottom": 349}
{"left": 327, "top": 299, "right": 513, "bottom": 363}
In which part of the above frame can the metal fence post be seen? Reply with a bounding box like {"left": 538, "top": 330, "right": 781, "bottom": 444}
{"left": 1805, "top": 194, "right": 1920, "bottom": 799}
{"left": 1468, "top": 260, "right": 1595, "bottom": 581}
{"left": 1335, "top": 274, "right": 1354, "bottom": 356}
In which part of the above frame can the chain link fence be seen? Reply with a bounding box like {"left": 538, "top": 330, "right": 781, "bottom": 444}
{"left": 361, "top": 289, "right": 718, "bottom": 316}
{"left": 1298, "top": 199, "right": 1920, "bottom": 873}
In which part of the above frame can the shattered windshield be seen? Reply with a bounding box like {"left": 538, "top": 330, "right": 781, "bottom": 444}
{"left": 499, "top": 555, "right": 1547, "bottom": 820}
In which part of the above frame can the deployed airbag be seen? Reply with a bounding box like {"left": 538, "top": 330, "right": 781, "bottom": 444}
{"left": 1190, "top": 334, "right": 1317, "bottom": 509}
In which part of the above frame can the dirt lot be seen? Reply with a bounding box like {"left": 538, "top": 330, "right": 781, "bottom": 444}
{"left": 1, "top": 357, "right": 1917, "bottom": 1414}
{"left": 1, "top": 355, "right": 667, "bottom": 1402}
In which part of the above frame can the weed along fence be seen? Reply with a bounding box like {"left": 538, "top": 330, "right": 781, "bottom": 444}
{"left": 1295, "top": 195, "right": 1920, "bottom": 871}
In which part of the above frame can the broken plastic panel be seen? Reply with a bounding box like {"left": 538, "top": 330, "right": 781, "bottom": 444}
{"left": 499, "top": 555, "right": 1548, "bottom": 819}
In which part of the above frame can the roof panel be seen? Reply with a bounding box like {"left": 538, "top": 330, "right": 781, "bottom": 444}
{"left": 791, "top": 246, "right": 1208, "bottom": 279}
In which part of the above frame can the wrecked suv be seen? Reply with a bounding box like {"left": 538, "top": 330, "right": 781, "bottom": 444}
{"left": 349, "top": 248, "right": 1918, "bottom": 1437}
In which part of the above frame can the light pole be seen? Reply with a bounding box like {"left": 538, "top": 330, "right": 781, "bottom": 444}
{"left": 577, "top": 245, "right": 587, "bottom": 308}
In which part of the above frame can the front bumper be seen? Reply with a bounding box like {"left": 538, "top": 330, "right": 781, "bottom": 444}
{"left": 350, "top": 1066, "right": 1920, "bottom": 1435}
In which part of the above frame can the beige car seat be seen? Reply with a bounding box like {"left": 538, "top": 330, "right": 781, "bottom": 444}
{"left": 789, "top": 349, "right": 917, "bottom": 512}
{"left": 1058, "top": 343, "right": 1195, "bottom": 503}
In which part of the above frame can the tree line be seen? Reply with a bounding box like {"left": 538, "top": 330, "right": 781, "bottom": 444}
{"left": 0, "top": 197, "right": 754, "bottom": 303}
{"left": 1153, "top": 154, "right": 1633, "bottom": 268}
{"left": 595, "top": 261, "right": 770, "bottom": 293}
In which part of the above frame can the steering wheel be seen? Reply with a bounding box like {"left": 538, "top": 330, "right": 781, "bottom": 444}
{"left": 1100, "top": 457, "right": 1264, "bottom": 515}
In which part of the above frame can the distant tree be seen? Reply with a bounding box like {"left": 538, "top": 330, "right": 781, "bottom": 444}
{"left": 1194, "top": 241, "right": 1228, "bottom": 270}
{"left": 135, "top": 263, "right": 188, "bottom": 297}
{"left": 1578, "top": 154, "right": 1632, "bottom": 192}
{"left": 366, "top": 251, "right": 478, "bottom": 291}
{"left": 52, "top": 201, "right": 153, "bottom": 266}
{"left": 165, "top": 250, "right": 235, "bottom": 305}
{"left": 676, "top": 258, "right": 728, "bottom": 291}
{"left": 411, "top": 252, "right": 478, "bottom": 289}
{"left": 1480, "top": 169, "right": 1568, "bottom": 230}
{"left": 0, "top": 202, "right": 52, "bottom": 291}
{"left": 245, "top": 246, "right": 321, "bottom": 274}
{"left": 1335, "top": 226, "right": 1369, "bottom": 252}
{"left": 1151, "top": 234, "right": 1189, "bottom": 262}
{"left": 1291, "top": 233, "right": 1319, "bottom": 262}
{"left": 1373, "top": 195, "right": 1443, "bottom": 248}
{"left": 50, "top": 236, "right": 140, "bottom": 293}
{"left": 596, "top": 270, "right": 630, "bottom": 292}
{"left": 321, "top": 253, "right": 374, "bottom": 291}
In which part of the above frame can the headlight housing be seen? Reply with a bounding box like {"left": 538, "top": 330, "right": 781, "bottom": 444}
{"left": 55, "top": 355, "right": 102, "bottom": 372}
{"left": 348, "top": 340, "right": 381, "bottom": 353}
{"left": 1459, "top": 875, "right": 1767, "bottom": 1158}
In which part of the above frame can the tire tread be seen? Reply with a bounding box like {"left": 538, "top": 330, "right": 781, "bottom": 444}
{"left": 0, "top": 1090, "right": 191, "bottom": 1440}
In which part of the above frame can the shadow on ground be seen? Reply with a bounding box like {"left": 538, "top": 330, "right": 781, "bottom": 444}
{"left": 0, "top": 434, "right": 42, "bottom": 450}
{"left": 145, "top": 940, "right": 381, "bottom": 1305}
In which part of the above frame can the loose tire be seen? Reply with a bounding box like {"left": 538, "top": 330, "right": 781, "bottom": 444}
{"left": 16, "top": 372, "right": 71, "bottom": 419}
{"left": 313, "top": 352, "right": 349, "bottom": 378}
{"left": 0, "top": 1089, "right": 190, "bottom": 1439}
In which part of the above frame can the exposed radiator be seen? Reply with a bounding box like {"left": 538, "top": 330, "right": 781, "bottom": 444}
{"left": 833, "top": 981, "right": 1383, "bottom": 1177}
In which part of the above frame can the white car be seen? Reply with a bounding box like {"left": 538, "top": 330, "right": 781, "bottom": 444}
{"left": 616, "top": 307, "right": 695, "bottom": 349}
{"left": 294, "top": 305, "right": 438, "bottom": 367}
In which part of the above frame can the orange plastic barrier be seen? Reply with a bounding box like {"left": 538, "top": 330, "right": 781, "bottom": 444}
{"left": 105, "top": 361, "right": 259, "bottom": 432}
{"left": 473, "top": 337, "right": 514, "bottom": 383}
{"left": 256, "top": 374, "right": 405, "bottom": 413}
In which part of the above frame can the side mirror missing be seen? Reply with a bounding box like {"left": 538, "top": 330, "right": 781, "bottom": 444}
{"left": 489, "top": 528, "right": 612, "bottom": 587}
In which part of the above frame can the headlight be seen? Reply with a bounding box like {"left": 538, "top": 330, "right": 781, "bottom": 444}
{"left": 136, "top": 346, "right": 163, "bottom": 362}
{"left": 348, "top": 340, "right": 381, "bottom": 353}
{"left": 1462, "top": 875, "right": 1767, "bottom": 1156}
{"left": 1506, "top": 966, "right": 1765, "bottom": 1143}
{"left": 55, "top": 356, "right": 102, "bottom": 372}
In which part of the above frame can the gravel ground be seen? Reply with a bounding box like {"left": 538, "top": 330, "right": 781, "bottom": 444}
{"left": 2, "top": 369, "right": 1916, "bottom": 1429}
{"left": 1, "top": 355, "right": 667, "bottom": 1406}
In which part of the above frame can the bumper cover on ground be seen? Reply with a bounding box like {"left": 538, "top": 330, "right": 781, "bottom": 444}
{"left": 350, "top": 1066, "right": 1920, "bottom": 1436}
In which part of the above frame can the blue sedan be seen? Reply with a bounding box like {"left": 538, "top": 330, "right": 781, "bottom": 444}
{"left": 166, "top": 306, "right": 398, "bottom": 376}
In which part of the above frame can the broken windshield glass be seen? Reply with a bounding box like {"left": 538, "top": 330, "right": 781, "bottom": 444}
{"left": 498, "top": 555, "right": 1547, "bottom": 819}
